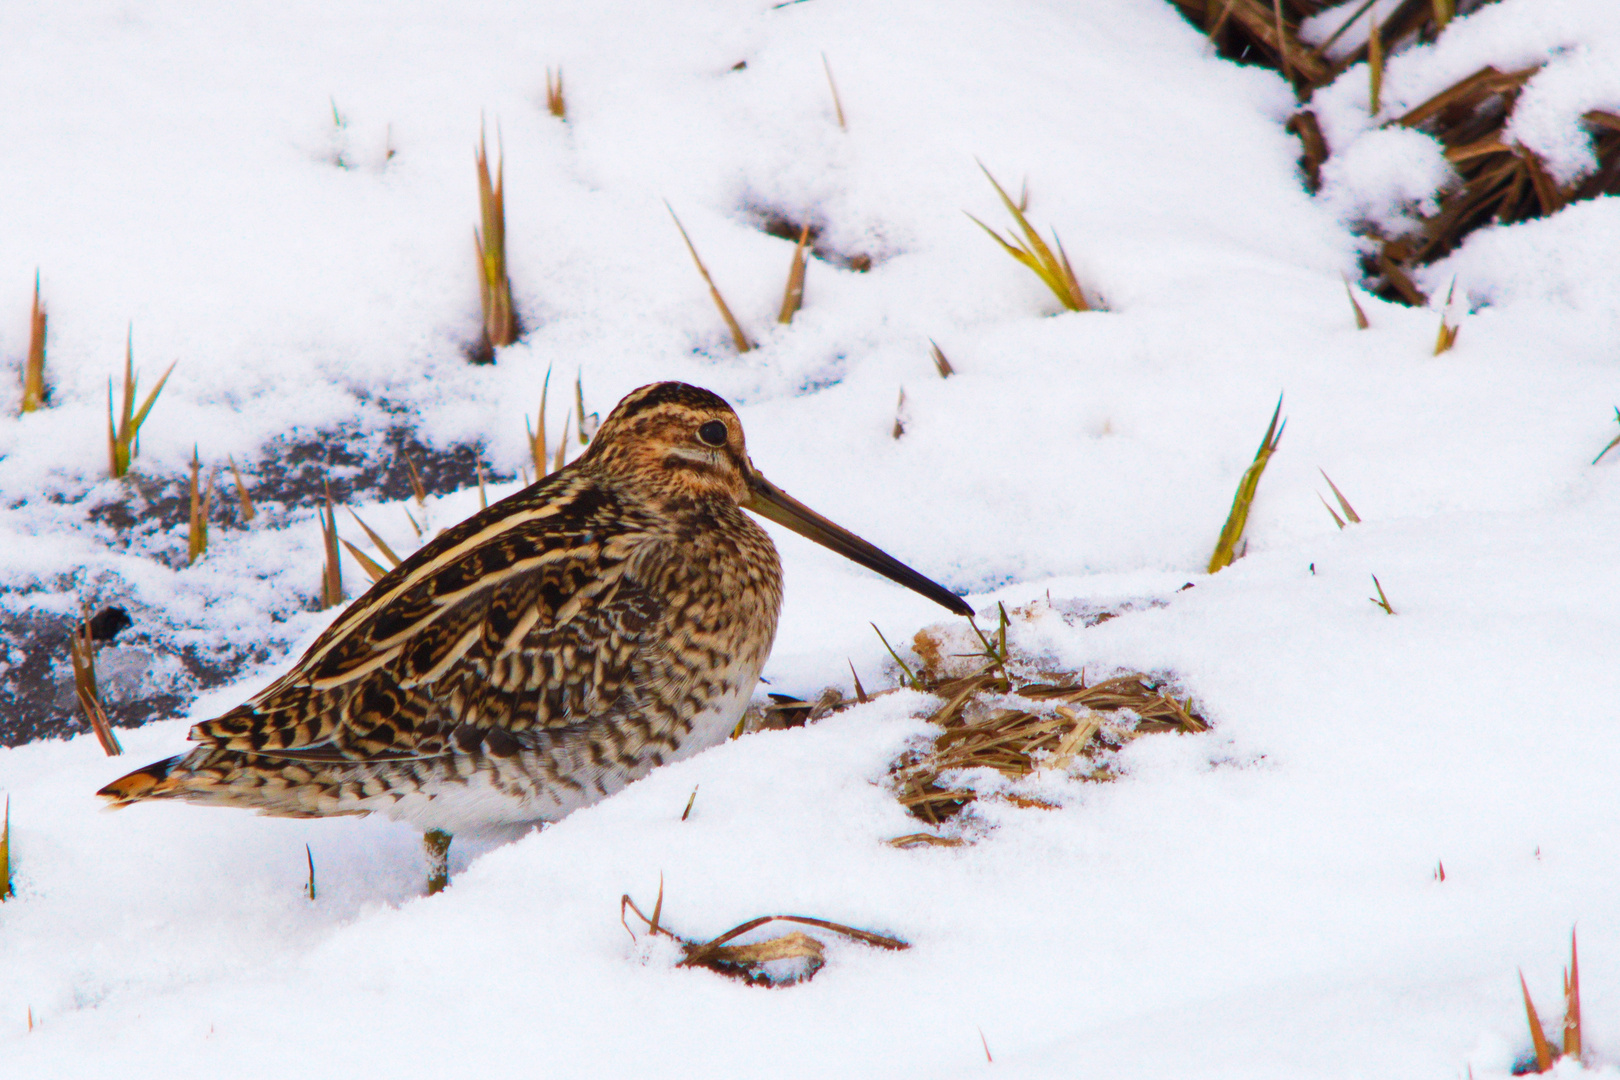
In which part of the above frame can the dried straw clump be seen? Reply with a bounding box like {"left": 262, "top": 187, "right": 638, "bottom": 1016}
{"left": 622, "top": 879, "right": 907, "bottom": 988}
{"left": 745, "top": 604, "right": 1209, "bottom": 827}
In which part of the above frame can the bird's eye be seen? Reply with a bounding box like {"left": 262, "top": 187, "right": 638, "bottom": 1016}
{"left": 697, "top": 420, "right": 728, "bottom": 447}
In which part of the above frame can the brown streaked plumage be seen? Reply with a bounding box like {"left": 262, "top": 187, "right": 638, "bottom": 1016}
{"left": 99, "top": 382, "right": 970, "bottom": 882}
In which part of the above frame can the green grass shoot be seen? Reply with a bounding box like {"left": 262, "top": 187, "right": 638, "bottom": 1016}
{"left": 871, "top": 623, "right": 921, "bottom": 689}
{"left": 778, "top": 223, "right": 810, "bottom": 324}
{"left": 667, "top": 203, "right": 753, "bottom": 353}
{"left": 1369, "top": 574, "right": 1394, "bottom": 614}
{"left": 967, "top": 163, "right": 1089, "bottom": 312}
{"left": 1593, "top": 408, "right": 1620, "bottom": 464}
{"left": 1208, "top": 394, "right": 1285, "bottom": 573}
{"left": 1318, "top": 470, "right": 1362, "bottom": 528}
{"left": 475, "top": 124, "right": 518, "bottom": 356}
{"left": 21, "top": 273, "right": 46, "bottom": 414}
{"left": 305, "top": 843, "right": 317, "bottom": 901}
{"left": 107, "top": 329, "right": 176, "bottom": 479}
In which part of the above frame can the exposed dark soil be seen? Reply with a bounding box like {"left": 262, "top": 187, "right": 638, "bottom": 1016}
{"left": 2, "top": 429, "right": 505, "bottom": 748}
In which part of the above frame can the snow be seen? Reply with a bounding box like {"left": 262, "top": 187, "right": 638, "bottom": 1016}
{"left": 2, "top": 0, "right": 1620, "bottom": 1075}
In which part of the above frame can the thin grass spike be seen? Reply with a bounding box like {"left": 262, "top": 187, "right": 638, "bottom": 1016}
{"left": 71, "top": 610, "right": 122, "bottom": 755}
{"left": 228, "top": 456, "right": 256, "bottom": 522}
{"left": 1564, "top": 930, "right": 1581, "bottom": 1060}
{"left": 1521, "top": 971, "right": 1556, "bottom": 1072}
{"left": 474, "top": 122, "right": 518, "bottom": 356}
{"left": 21, "top": 272, "right": 46, "bottom": 414}
{"left": 778, "top": 223, "right": 810, "bottom": 324}
{"left": 1320, "top": 470, "right": 1361, "bottom": 523}
{"left": 1592, "top": 408, "right": 1620, "bottom": 464}
{"left": 348, "top": 510, "right": 402, "bottom": 568}
{"left": 341, "top": 538, "right": 388, "bottom": 584}
{"left": 928, "top": 339, "right": 955, "bottom": 378}
{"left": 667, "top": 204, "right": 753, "bottom": 353}
{"left": 545, "top": 67, "right": 566, "bottom": 120}
{"left": 872, "top": 624, "right": 921, "bottom": 689}
{"left": 1367, "top": 6, "right": 1383, "bottom": 114}
{"left": 1369, "top": 574, "right": 1395, "bottom": 614}
{"left": 527, "top": 367, "right": 552, "bottom": 479}
{"left": 821, "top": 53, "right": 847, "bottom": 130}
{"left": 1208, "top": 394, "right": 1285, "bottom": 573}
{"left": 1342, "top": 274, "right": 1370, "bottom": 329}
{"left": 0, "top": 796, "right": 10, "bottom": 901}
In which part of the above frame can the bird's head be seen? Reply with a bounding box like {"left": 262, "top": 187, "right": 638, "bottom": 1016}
{"left": 583, "top": 382, "right": 972, "bottom": 616}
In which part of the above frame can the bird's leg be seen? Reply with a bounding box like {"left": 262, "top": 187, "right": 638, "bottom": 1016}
{"left": 424, "top": 829, "right": 453, "bottom": 895}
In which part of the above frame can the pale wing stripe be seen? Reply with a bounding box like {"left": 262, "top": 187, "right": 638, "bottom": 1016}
{"left": 300, "top": 502, "right": 566, "bottom": 669}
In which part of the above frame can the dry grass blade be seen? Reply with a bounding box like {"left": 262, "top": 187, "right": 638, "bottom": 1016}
{"left": 892, "top": 387, "right": 906, "bottom": 440}
{"left": 1366, "top": 6, "right": 1383, "bottom": 114}
{"left": 1320, "top": 470, "right": 1361, "bottom": 524}
{"left": 1521, "top": 971, "right": 1556, "bottom": 1073}
{"left": 553, "top": 410, "right": 572, "bottom": 473}
{"left": 21, "top": 272, "right": 46, "bottom": 414}
{"left": 474, "top": 123, "right": 518, "bottom": 357}
{"left": 401, "top": 450, "right": 427, "bottom": 507}
{"left": 476, "top": 461, "right": 488, "bottom": 510}
{"left": 778, "top": 223, "right": 810, "bottom": 324}
{"left": 71, "top": 610, "right": 122, "bottom": 756}
{"left": 107, "top": 330, "right": 176, "bottom": 479}
{"left": 318, "top": 481, "right": 343, "bottom": 609}
{"left": 1564, "top": 930, "right": 1581, "bottom": 1060}
{"left": 1319, "top": 493, "right": 1346, "bottom": 529}
{"left": 886, "top": 833, "right": 965, "bottom": 849}
{"left": 969, "top": 162, "right": 1089, "bottom": 312}
{"left": 1208, "top": 394, "right": 1285, "bottom": 573}
{"left": 1432, "top": 0, "right": 1453, "bottom": 29}
{"left": 186, "top": 447, "right": 217, "bottom": 564}
{"left": 1342, "top": 274, "right": 1370, "bottom": 329}
{"left": 1591, "top": 410, "right": 1620, "bottom": 466}
{"left": 849, "top": 660, "right": 868, "bottom": 704}
{"left": 340, "top": 538, "right": 388, "bottom": 584}
{"left": 348, "top": 510, "right": 402, "bottom": 568}
{"left": 680, "top": 785, "right": 698, "bottom": 822}
{"left": 666, "top": 203, "right": 752, "bottom": 353}
{"left": 575, "top": 371, "right": 597, "bottom": 443}
{"left": 1272, "top": 0, "right": 1293, "bottom": 87}
{"left": 928, "top": 339, "right": 955, "bottom": 378}
{"left": 527, "top": 367, "right": 552, "bottom": 479}
{"left": 305, "top": 843, "right": 317, "bottom": 901}
{"left": 545, "top": 67, "right": 566, "bottom": 120}
{"left": 227, "top": 456, "right": 256, "bottom": 522}
{"left": 0, "top": 796, "right": 10, "bottom": 901}
{"left": 1434, "top": 277, "right": 1461, "bottom": 355}
{"left": 1369, "top": 574, "right": 1395, "bottom": 614}
{"left": 821, "top": 52, "right": 847, "bottom": 130}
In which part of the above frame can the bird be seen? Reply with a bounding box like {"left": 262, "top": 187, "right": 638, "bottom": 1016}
{"left": 99, "top": 381, "right": 972, "bottom": 891}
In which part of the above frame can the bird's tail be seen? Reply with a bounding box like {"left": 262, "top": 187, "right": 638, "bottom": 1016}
{"left": 97, "top": 748, "right": 361, "bottom": 818}
{"left": 98, "top": 753, "right": 192, "bottom": 807}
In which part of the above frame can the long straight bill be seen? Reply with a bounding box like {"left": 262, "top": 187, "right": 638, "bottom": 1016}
{"left": 744, "top": 471, "right": 973, "bottom": 617}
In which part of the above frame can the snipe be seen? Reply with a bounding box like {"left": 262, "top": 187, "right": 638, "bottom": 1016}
{"left": 100, "top": 382, "right": 971, "bottom": 891}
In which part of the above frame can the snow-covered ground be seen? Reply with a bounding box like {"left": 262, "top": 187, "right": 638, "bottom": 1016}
{"left": 3, "top": 0, "right": 1620, "bottom": 1075}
